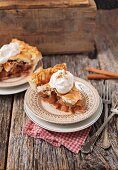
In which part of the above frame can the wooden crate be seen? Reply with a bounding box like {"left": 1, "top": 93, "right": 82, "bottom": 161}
{"left": 0, "top": 0, "right": 96, "bottom": 54}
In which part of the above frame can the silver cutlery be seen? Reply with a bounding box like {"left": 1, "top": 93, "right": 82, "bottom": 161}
{"left": 110, "top": 91, "right": 118, "bottom": 157}
{"left": 81, "top": 97, "right": 118, "bottom": 154}
{"left": 112, "top": 91, "right": 118, "bottom": 131}
{"left": 101, "top": 82, "right": 111, "bottom": 149}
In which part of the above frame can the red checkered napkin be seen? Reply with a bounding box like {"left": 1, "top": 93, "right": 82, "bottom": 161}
{"left": 23, "top": 120, "right": 90, "bottom": 153}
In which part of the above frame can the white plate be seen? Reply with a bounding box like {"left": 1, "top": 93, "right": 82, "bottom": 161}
{"left": 0, "top": 83, "right": 29, "bottom": 95}
{"left": 25, "top": 77, "right": 100, "bottom": 124}
{"left": 0, "top": 76, "right": 29, "bottom": 88}
{"left": 24, "top": 98, "right": 103, "bottom": 133}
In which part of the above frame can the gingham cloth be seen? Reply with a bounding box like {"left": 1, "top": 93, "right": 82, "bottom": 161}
{"left": 23, "top": 120, "right": 90, "bottom": 153}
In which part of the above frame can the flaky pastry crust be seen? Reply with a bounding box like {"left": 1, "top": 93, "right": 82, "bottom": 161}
{"left": 10, "top": 39, "right": 42, "bottom": 63}
{"left": 31, "top": 63, "right": 67, "bottom": 86}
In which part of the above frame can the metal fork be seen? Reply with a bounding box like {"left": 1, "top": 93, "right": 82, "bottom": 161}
{"left": 101, "top": 81, "right": 112, "bottom": 149}
{"left": 112, "top": 91, "right": 118, "bottom": 131}
{"left": 81, "top": 98, "right": 118, "bottom": 154}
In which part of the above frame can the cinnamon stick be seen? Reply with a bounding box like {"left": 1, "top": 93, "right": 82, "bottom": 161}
{"left": 87, "top": 74, "right": 118, "bottom": 80}
{"left": 86, "top": 67, "right": 118, "bottom": 77}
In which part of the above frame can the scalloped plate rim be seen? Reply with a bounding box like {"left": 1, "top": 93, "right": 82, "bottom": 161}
{"left": 24, "top": 98, "right": 103, "bottom": 133}
{"left": 25, "top": 77, "right": 100, "bottom": 124}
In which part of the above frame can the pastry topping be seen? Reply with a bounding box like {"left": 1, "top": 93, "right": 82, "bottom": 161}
{"left": 0, "top": 42, "right": 20, "bottom": 64}
{"left": 49, "top": 69, "right": 74, "bottom": 94}
{"left": 31, "top": 63, "right": 67, "bottom": 86}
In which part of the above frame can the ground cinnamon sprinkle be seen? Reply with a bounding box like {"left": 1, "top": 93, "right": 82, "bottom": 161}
{"left": 57, "top": 70, "right": 68, "bottom": 79}
{"left": 57, "top": 73, "right": 63, "bottom": 79}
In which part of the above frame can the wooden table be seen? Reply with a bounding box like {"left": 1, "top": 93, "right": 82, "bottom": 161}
{"left": 0, "top": 10, "right": 118, "bottom": 170}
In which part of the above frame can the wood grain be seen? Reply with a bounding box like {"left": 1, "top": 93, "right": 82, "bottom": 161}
{"left": 6, "top": 55, "right": 90, "bottom": 170}
{"left": 5, "top": 54, "right": 118, "bottom": 170}
{"left": 0, "top": 2, "right": 96, "bottom": 54}
{"left": 0, "top": 95, "right": 13, "bottom": 170}
{"left": 96, "top": 10, "right": 118, "bottom": 84}
{"left": 6, "top": 93, "right": 34, "bottom": 170}
{"left": 0, "top": 0, "right": 90, "bottom": 10}
{"left": 0, "top": 9, "right": 118, "bottom": 170}
{"left": 96, "top": 9, "right": 118, "bottom": 61}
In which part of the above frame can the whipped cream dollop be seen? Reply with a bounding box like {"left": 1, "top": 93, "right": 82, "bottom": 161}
{"left": 0, "top": 42, "right": 20, "bottom": 64}
{"left": 49, "top": 69, "right": 74, "bottom": 94}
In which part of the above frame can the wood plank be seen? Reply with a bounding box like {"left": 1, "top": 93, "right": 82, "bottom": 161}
{"left": 96, "top": 9, "right": 118, "bottom": 59}
{"left": 6, "top": 92, "right": 34, "bottom": 170}
{"left": 0, "top": 95, "right": 13, "bottom": 170}
{"left": 78, "top": 56, "right": 111, "bottom": 170}
{"left": 80, "top": 9, "right": 118, "bottom": 170}
{"left": 0, "top": 0, "right": 90, "bottom": 10}
{"left": 6, "top": 54, "right": 118, "bottom": 170}
{"left": 6, "top": 55, "right": 90, "bottom": 170}
{"left": 3, "top": 10, "right": 118, "bottom": 169}
{"left": 93, "top": 9, "right": 118, "bottom": 169}
{"left": 1, "top": 10, "right": 118, "bottom": 169}
{"left": 0, "top": 6, "right": 96, "bottom": 54}
{"left": 76, "top": 57, "right": 118, "bottom": 169}
{"left": 96, "top": 10, "right": 118, "bottom": 83}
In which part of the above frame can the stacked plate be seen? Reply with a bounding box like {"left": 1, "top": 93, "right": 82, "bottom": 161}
{"left": 0, "top": 77, "right": 29, "bottom": 95}
{"left": 24, "top": 77, "right": 103, "bottom": 133}
{"left": 0, "top": 61, "right": 43, "bottom": 95}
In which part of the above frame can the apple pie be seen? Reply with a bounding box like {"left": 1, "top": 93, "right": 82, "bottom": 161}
{"left": 29, "top": 63, "right": 86, "bottom": 113}
{"left": 0, "top": 39, "right": 42, "bottom": 80}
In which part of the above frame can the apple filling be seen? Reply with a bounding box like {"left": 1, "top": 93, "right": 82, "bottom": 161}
{"left": 0, "top": 60, "right": 32, "bottom": 80}
{"left": 39, "top": 91, "right": 86, "bottom": 113}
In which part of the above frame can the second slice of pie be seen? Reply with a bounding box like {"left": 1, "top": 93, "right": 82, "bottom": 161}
{"left": 0, "top": 39, "right": 42, "bottom": 81}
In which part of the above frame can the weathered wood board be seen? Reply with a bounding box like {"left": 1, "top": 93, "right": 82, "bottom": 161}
{"left": 0, "top": 0, "right": 96, "bottom": 54}
{"left": 2, "top": 54, "right": 118, "bottom": 170}
{"left": 0, "top": 95, "right": 13, "bottom": 170}
{"left": 0, "top": 0, "right": 90, "bottom": 9}
{"left": 0, "top": 9, "right": 118, "bottom": 170}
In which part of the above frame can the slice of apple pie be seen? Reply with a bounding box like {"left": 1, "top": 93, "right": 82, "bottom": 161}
{"left": 29, "top": 63, "right": 86, "bottom": 113}
{"left": 0, "top": 39, "right": 42, "bottom": 80}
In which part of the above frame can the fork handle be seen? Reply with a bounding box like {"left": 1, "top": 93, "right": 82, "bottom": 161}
{"left": 81, "top": 112, "right": 116, "bottom": 154}
{"left": 102, "top": 104, "right": 111, "bottom": 149}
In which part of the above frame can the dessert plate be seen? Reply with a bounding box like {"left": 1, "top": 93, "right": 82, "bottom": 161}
{"left": 24, "top": 98, "right": 103, "bottom": 133}
{"left": 25, "top": 77, "right": 100, "bottom": 124}
{"left": 0, "top": 60, "right": 43, "bottom": 88}
{"left": 0, "top": 83, "right": 29, "bottom": 95}
{"left": 0, "top": 76, "right": 29, "bottom": 88}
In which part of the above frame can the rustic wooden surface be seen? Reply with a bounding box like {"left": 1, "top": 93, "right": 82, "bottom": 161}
{"left": 0, "top": 10, "right": 118, "bottom": 170}
{"left": 0, "top": 0, "right": 90, "bottom": 9}
{"left": 0, "top": 0, "right": 96, "bottom": 54}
